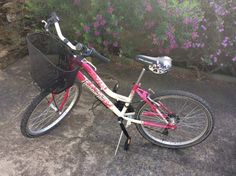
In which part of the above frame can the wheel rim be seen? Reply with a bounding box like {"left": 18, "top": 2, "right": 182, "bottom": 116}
{"left": 27, "top": 85, "right": 79, "bottom": 135}
{"left": 139, "top": 95, "right": 211, "bottom": 146}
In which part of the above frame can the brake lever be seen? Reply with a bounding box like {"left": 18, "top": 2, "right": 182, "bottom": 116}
{"left": 41, "top": 20, "right": 49, "bottom": 31}
{"left": 81, "top": 46, "right": 92, "bottom": 57}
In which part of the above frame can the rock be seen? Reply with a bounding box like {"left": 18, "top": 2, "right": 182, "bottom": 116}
{"left": 6, "top": 13, "right": 16, "bottom": 22}
{"left": 0, "top": 49, "right": 8, "bottom": 58}
{"left": 2, "top": 2, "right": 15, "bottom": 9}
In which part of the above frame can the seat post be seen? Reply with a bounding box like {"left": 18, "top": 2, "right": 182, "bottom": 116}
{"left": 136, "top": 68, "right": 146, "bottom": 84}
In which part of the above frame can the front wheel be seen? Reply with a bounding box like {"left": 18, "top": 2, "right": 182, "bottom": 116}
{"left": 135, "top": 90, "right": 214, "bottom": 148}
{"left": 21, "top": 83, "right": 82, "bottom": 138}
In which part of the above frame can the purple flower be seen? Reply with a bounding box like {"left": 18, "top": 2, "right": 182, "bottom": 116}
{"left": 183, "top": 17, "right": 192, "bottom": 25}
{"left": 94, "top": 14, "right": 106, "bottom": 27}
{"left": 113, "top": 41, "right": 118, "bottom": 47}
{"left": 183, "top": 41, "right": 192, "bottom": 49}
{"left": 107, "top": 6, "right": 114, "bottom": 14}
{"left": 83, "top": 25, "right": 90, "bottom": 33}
{"left": 196, "top": 43, "right": 201, "bottom": 48}
{"left": 213, "top": 56, "right": 218, "bottom": 63}
{"left": 166, "top": 29, "right": 178, "bottom": 49}
{"left": 221, "top": 37, "right": 229, "bottom": 47}
{"left": 144, "top": 1, "right": 152, "bottom": 12}
{"left": 100, "top": 19, "right": 106, "bottom": 26}
{"left": 217, "top": 22, "right": 224, "bottom": 32}
{"left": 201, "top": 25, "right": 207, "bottom": 31}
{"left": 185, "top": 17, "right": 199, "bottom": 31}
{"left": 218, "top": 28, "right": 224, "bottom": 32}
{"left": 95, "top": 14, "right": 106, "bottom": 26}
{"left": 93, "top": 21, "right": 100, "bottom": 28}
{"left": 94, "top": 31, "right": 100, "bottom": 36}
{"left": 103, "top": 40, "right": 109, "bottom": 47}
{"left": 192, "top": 17, "right": 199, "bottom": 31}
{"left": 216, "top": 49, "right": 221, "bottom": 56}
{"left": 209, "top": 1, "right": 227, "bottom": 16}
{"left": 232, "top": 56, "right": 236, "bottom": 62}
{"left": 191, "top": 32, "right": 199, "bottom": 40}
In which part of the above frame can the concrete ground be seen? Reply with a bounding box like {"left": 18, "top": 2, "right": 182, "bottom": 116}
{"left": 0, "top": 57, "right": 235, "bottom": 176}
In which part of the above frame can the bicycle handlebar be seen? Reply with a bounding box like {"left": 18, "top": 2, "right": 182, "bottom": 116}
{"left": 90, "top": 48, "right": 110, "bottom": 63}
{"left": 43, "top": 12, "right": 110, "bottom": 63}
{"left": 43, "top": 12, "right": 59, "bottom": 31}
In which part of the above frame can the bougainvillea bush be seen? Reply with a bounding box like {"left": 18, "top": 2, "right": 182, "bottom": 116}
{"left": 25, "top": 0, "right": 236, "bottom": 75}
{"left": 197, "top": 0, "right": 236, "bottom": 75}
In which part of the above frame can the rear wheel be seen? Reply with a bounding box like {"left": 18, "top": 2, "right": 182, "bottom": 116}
{"left": 135, "top": 90, "right": 214, "bottom": 148}
{"left": 21, "top": 83, "right": 82, "bottom": 137}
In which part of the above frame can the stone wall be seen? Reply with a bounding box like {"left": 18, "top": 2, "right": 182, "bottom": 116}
{"left": 0, "top": 0, "right": 27, "bottom": 69}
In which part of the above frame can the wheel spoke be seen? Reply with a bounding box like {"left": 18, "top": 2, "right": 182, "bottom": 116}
{"left": 178, "top": 122, "right": 203, "bottom": 130}
{"left": 178, "top": 100, "right": 191, "bottom": 115}
{"left": 25, "top": 84, "right": 80, "bottom": 135}
{"left": 32, "top": 110, "right": 55, "bottom": 130}
{"left": 182, "top": 112, "right": 205, "bottom": 121}
{"left": 183, "top": 105, "right": 200, "bottom": 118}
{"left": 31, "top": 105, "right": 50, "bottom": 120}
{"left": 37, "top": 112, "right": 57, "bottom": 130}
{"left": 136, "top": 92, "right": 213, "bottom": 148}
{"left": 31, "top": 107, "right": 51, "bottom": 125}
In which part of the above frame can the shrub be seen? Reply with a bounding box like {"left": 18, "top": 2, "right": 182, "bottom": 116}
{"left": 25, "top": 0, "right": 236, "bottom": 75}
{"left": 197, "top": 0, "right": 236, "bottom": 75}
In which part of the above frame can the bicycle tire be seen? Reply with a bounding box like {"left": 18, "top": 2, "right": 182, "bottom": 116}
{"left": 135, "top": 90, "right": 214, "bottom": 148}
{"left": 21, "top": 82, "right": 82, "bottom": 138}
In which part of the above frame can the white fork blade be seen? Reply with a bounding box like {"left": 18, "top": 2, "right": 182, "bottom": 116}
{"left": 49, "top": 103, "right": 58, "bottom": 112}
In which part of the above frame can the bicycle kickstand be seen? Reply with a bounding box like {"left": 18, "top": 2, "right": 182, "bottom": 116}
{"left": 114, "top": 117, "right": 132, "bottom": 156}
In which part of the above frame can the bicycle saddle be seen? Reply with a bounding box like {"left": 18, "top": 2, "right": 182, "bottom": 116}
{"left": 135, "top": 55, "right": 172, "bottom": 74}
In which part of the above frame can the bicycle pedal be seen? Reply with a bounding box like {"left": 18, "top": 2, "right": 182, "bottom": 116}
{"left": 124, "top": 138, "right": 131, "bottom": 151}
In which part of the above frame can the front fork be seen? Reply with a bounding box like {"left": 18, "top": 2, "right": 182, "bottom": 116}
{"left": 48, "top": 89, "right": 70, "bottom": 113}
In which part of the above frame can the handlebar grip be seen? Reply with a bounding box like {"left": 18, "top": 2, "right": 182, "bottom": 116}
{"left": 90, "top": 48, "right": 110, "bottom": 63}
{"left": 45, "top": 12, "right": 59, "bottom": 29}
{"left": 50, "top": 12, "right": 60, "bottom": 22}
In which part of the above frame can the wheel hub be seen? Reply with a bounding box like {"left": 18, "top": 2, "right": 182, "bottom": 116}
{"left": 168, "top": 114, "right": 180, "bottom": 125}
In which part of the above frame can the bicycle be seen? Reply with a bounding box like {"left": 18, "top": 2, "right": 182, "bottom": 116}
{"left": 21, "top": 13, "right": 214, "bottom": 154}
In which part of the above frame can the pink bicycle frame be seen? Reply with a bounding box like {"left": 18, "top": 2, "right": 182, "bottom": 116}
{"left": 72, "top": 58, "right": 176, "bottom": 130}
{"left": 49, "top": 18, "right": 175, "bottom": 129}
